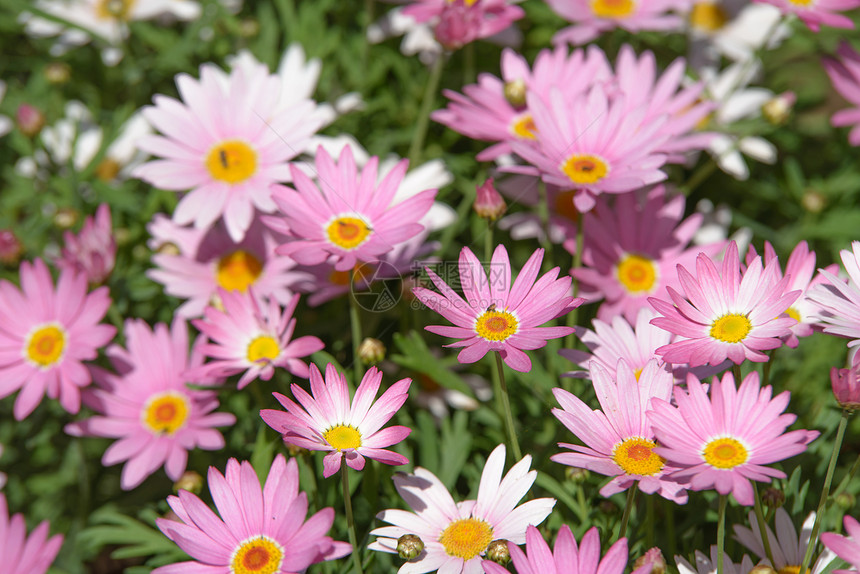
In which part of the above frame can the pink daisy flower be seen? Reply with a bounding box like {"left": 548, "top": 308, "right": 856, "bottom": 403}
{"left": 508, "top": 85, "right": 669, "bottom": 212}
{"left": 413, "top": 244, "right": 582, "bottom": 373}
{"left": 744, "top": 240, "right": 837, "bottom": 347}
{"left": 649, "top": 241, "right": 800, "bottom": 367}
{"left": 823, "top": 42, "right": 860, "bottom": 146}
{"left": 807, "top": 241, "right": 860, "bottom": 348}
{"left": 0, "top": 493, "right": 63, "bottom": 574}
{"left": 65, "top": 317, "right": 236, "bottom": 490}
{"left": 189, "top": 289, "right": 323, "bottom": 388}
{"left": 147, "top": 213, "right": 302, "bottom": 318}
{"left": 0, "top": 258, "right": 115, "bottom": 419}
{"left": 754, "top": 0, "right": 859, "bottom": 30}
{"left": 572, "top": 187, "right": 726, "bottom": 323}
{"left": 545, "top": 0, "right": 689, "bottom": 45}
{"left": 56, "top": 203, "right": 116, "bottom": 285}
{"left": 483, "top": 524, "right": 647, "bottom": 574}
{"left": 260, "top": 363, "right": 411, "bottom": 478}
{"left": 153, "top": 454, "right": 351, "bottom": 574}
{"left": 822, "top": 516, "right": 860, "bottom": 574}
{"left": 676, "top": 547, "right": 755, "bottom": 574}
{"left": 403, "top": 0, "right": 525, "bottom": 49}
{"left": 133, "top": 59, "right": 325, "bottom": 241}
{"left": 552, "top": 359, "right": 689, "bottom": 503}
{"left": 269, "top": 145, "right": 437, "bottom": 272}
{"left": 648, "top": 371, "right": 818, "bottom": 505}
{"left": 369, "top": 443, "right": 556, "bottom": 573}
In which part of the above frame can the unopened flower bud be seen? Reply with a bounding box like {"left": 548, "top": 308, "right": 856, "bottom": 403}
{"left": 433, "top": 3, "right": 480, "bottom": 50}
{"left": 801, "top": 190, "right": 826, "bottom": 213}
{"left": 54, "top": 207, "right": 78, "bottom": 229}
{"left": 397, "top": 534, "right": 424, "bottom": 560}
{"left": 157, "top": 241, "right": 181, "bottom": 256}
{"left": 761, "top": 486, "right": 785, "bottom": 508}
{"left": 0, "top": 230, "right": 23, "bottom": 265}
{"left": 286, "top": 443, "right": 309, "bottom": 457}
{"left": 173, "top": 471, "right": 203, "bottom": 494}
{"left": 474, "top": 178, "right": 507, "bottom": 221}
{"left": 16, "top": 104, "right": 45, "bottom": 137}
{"left": 485, "top": 539, "right": 511, "bottom": 566}
{"left": 748, "top": 564, "right": 778, "bottom": 574}
{"left": 830, "top": 366, "right": 860, "bottom": 412}
{"left": 762, "top": 92, "right": 796, "bottom": 126}
{"left": 565, "top": 467, "right": 590, "bottom": 483}
{"left": 239, "top": 18, "right": 260, "bottom": 37}
{"left": 44, "top": 62, "right": 71, "bottom": 84}
{"left": 836, "top": 491, "right": 855, "bottom": 510}
{"left": 504, "top": 79, "right": 527, "bottom": 108}
{"left": 359, "top": 337, "right": 386, "bottom": 365}
{"left": 634, "top": 547, "right": 666, "bottom": 574}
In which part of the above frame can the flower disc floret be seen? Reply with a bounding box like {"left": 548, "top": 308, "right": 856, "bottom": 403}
{"left": 216, "top": 250, "right": 263, "bottom": 292}
{"left": 439, "top": 518, "right": 494, "bottom": 560}
{"left": 616, "top": 254, "right": 658, "bottom": 294}
{"left": 24, "top": 323, "right": 67, "bottom": 367}
{"left": 475, "top": 310, "right": 519, "bottom": 341}
{"left": 326, "top": 216, "right": 372, "bottom": 250}
{"left": 613, "top": 437, "right": 664, "bottom": 476}
{"left": 205, "top": 140, "right": 258, "bottom": 184}
{"left": 324, "top": 425, "right": 362, "bottom": 450}
{"left": 591, "top": 0, "right": 637, "bottom": 19}
{"left": 142, "top": 391, "right": 190, "bottom": 435}
{"left": 230, "top": 536, "right": 284, "bottom": 574}
{"left": 703, "top": 437, "right": 749, "bottom": 469}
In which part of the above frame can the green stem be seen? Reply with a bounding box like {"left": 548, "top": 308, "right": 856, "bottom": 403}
{"left": 463, "top": 42, "right": 475, "bottom": 85}
{"left": 666, "top": 498, "right": 677, "bottom": 558}
{"left": 408, "top": 54, "right": 446, "bottom": 166}
{"left": 565, "top": 216, "right": 585, "bottom": 349}
{"left": 646, "top": 494, "right": 655, "bottom": 548}
{"left": 799, "top": 410, "right": 850, "bottom": 574}
{"left": 577, "top": 483, "right": 589, "bottom": 522}
{"left": 349, "top": 269, "right": 363, "bottom": 386}
{"left": 732, "top": 363, "right": 743, "bottom": 383}
{"left": 831, "top": 453, "right": 860, "bottom": 502}
{"left": 484, "top": 221, "right": 494, "bottom": 263}
{"left": 617, "top": 484, "right": 638, "bottom": 542}
{"left": 363, "top": 0, "right": 375, "bottom": 75}
{"left": 493, "top": 351, "right": 522, "bottom": 462}
{"left": 717, "top": 495, "right": 728, "bottom": 574}
{"left": 342, "top": 467, "right": 364, "bottom": 574}
{"left": 753, "top": 482, "right": 776, "bottom": 566}
{"left": 536, "top": 180, "right": 554, "bottom": 269}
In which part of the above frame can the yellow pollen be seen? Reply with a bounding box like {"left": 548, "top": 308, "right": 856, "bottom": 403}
{"left": 703, "top": 437, "right": 748, "bottom": 469}
{"left": 205, "top": 140, "right": 258, "bottom": 184}
{"left": 96, "top": 0, "right": 135, "bottom": 20}
{"left": 590, "top": 0, "right": 636, "bottom": 18}
{"left": 613, "top": 437, "right": 665, "bottom": 476}
{"left": 615, "top": 254, "right": 658, "bottom": 294}
{"left": 510, "top": 113, "right": 537, "bottom": 140}
{"left": 439, "top": 518, "right": 494, "bottom": 561}
{"left": 25, "top": 324, "right": 67, "bottom": 368}
{"left": 785, "top": 307, "right": 801, "bottom": 322}
{"left": 324, "top": 425, "right": 362, "bottom": 450}
{"left": 689, "top": 2, "right": 729, "bottom": 31}
{"left": 475, "top": 310, "right": 518, "bottom": 342}
{"left": 142, "top": 392, "right": 190, "bottom": 435}
{"left": 709, "top": 314, "right": 752, "bottom": 343}
{"left": 247, "top": 335, "right": 280, "bottom": 364}
{"left": 326, "top": 216, "right": 372, "bottom": 250}
{"left": 554, "top": 189, "right": 580, "bottom": 223}
{"left": 561, "top": 154, "right": 609, "bottom": 185}
{"left": 95, "top": 158, "right": 122, "bottom": 181}
{"left": 216, "top": 250, "right": 263, "bottom": 292}
{"left": 231, "top": 536, "right": 284, "bottom": 574}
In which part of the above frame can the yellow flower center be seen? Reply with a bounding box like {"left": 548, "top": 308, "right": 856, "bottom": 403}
{"left": 247, "top": 335, "right": 280, "bottom": 364}
{"left": 510, "top": 113, "right": 537, "bottom": 140}
{"left": 216, "top": 250, "right": 263, "bottom": 292}
{"left": 787, "top": 0, "right": 813, "bottom": 6}
{"left": 554, "top": 189, "right": 580, "bottom": 223}
{"left": 96, "top": 0, "right": 135, "bottom": 20}
{"left": 230, "top": 536, "right": 284, "bottom": 574}
{"left": 703, "top": 437, "right": 748, "bottom": 469}
{"left": 561, "top": 154, "right": 609, "bottom": 185}
{"left": 779, "top": 566, "right": 810, "bottom": 574}
{"left": 613, "top": 437, "right": 665, "bottom": 476}
{"left": 25, "top": 323, "right": 67, "bottom": 368}
{"left": 324, "top": 425, "right": 362, "bottom": 450}
{"left": 709, "top": 314, "right": 752, "bottom": 343}
{"left": 439, "top": 518, "right": 494, "bottom": 561}
{"left": 447, "top": 0, "right": 479, "bottom": 4}
{"left": 615, "top": 254, "right": 658, "bottom": 294}
{"left": 205, "top": 140, "right": 258, "bottom": 184}
{"left": 142, "top": 392, "right": 190, "bottom": 435}
{"left": 591, "top": 0, "right": 636, "bottom": 18}
{"left": 326, "top": 216, "right": 372, "bottom": 250}
{"left": 689, "top": 2, "right": 729, "bottom": 31}
{"left": 785, "top": 307, "right": 801, "bottom": 322}
{"left": 475, "top": 310, "right": 519, "bottom": 342}
{"left": 95, "top": 158, "right": 122, "bottom": 181}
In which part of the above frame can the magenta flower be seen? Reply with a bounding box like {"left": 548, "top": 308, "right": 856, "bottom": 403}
{"left": 823, "top": 42, "right": 860, "bottom": 146}
{"left": 649, "top": 241, "right": 800, "bottom": 367}
{"left": 153, "top": 454, "right": 351, "bottom": 574}
{"left": 261, "top": 363, "right": 411, "bottom": 477}
{"left": 0, "top": 258, "right": 115, "bottom": 419}
{"left": 269, "top": 145, "right": 436, "bottom": 272}
{"left": 404, "top": 0, "right": 524, "bottom": 49}
{"left": 648, "top": 371, "right": 818, "bottom": 505}
{"left": 552, "top": 359, "right": 688, "bottom": 503}
{"left": 369, "top": 444, "right": 556, "bottom": 574}
{"left": 822, "top": 516, "right": 860, "bottom": 574}
{"left": 545, "top": 0, "right": 688, "bottom": 45}
{"left": 0, "top": 493, "right": 63, "bottom": 574}
{"left": 805, "top": 241, "right": 860, "bottom": 347}
{"left": 573, "top": 187, "right": 726, "bottom": 323}
{"left": 754, "top": 0, "right": 859, "bottom": 31}
{"left": 57, "top": 203, "right": 116, "bottom": 285}
{"left": 65, "top": 317, "right": 236, "bottom": 490}
{"left": 413, "top": 244, "right": 582, "bottom": 372}
{"left": 483, "top": 524, "right": 646, "bottom": 574}
{"left": 133, "top": 60, "right": 326, "bottom": 241}
{"left": 190, "top": 289, "right": 323, "bottom": 388}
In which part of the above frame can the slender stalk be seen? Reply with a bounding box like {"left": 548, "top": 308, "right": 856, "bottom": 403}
{"left": 680, "top": 157, "right": 717, "bottom": 196}
{"left": 484, "top": 221, "right": 494, "bottom": 263}
{"left": 349, "top": 269, "right": 363, "bottom": 386}
{"left": 666, "top": 498, "right": 677, "bottom": 558}
{"left": 408, "top": 53, "right": 446, "bottom": 166}
{"left": 753, "top": 482, "right": 776, "bottom": 566}
{"left": 463, "top": 42, "right": 475, "bottom": 85}
{"left": 565, "top": 216, "right": 585, "bottom": 349}
{"left": 617, "top": 484, "right": 638, "bottom": 542}
{"left": 799, "top": 410, "right": 850, "bottom": 574}
{"left": 831, "top": 453, "right": 860, "bottom": 502}
{"left": 362, "top": 0, "right": 375, "bottom": 80}
{"left": 342, "top": 467, "right": 364, "bottom": 574}
{"left": 577, "top": 483, "right": 589, "bottom": 522}
{"left": 732, "top": 363, "right": 743, "bottom": 383}
{"left": 646, "top": 494, "right": 655, "bottom": 548}
{"left": 717, "top": 495, "right": 728, "bottom": 574}
{"left": 493, "top": 351, "right": 522, "bottom": 462}
{"left": 536, "top": 181, "right": 554, "bottom": 267}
